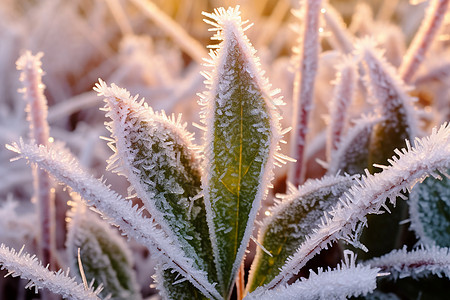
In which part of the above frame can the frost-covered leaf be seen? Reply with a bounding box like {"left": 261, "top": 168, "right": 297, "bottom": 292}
{"left": 399, "top": 0, "right": 450, "bottom": 83}
{"left": 328, "top": 114, "right": 383, "bottom": 175}
{"left": 94, "top": 79, "right": 217, "bottom": 294}
{"left": 6, "top": 140, "right": 221, "bottom": 300}
{"left": 67, "top": 202, "right": 141, "bottom": 300}
{"left": 200, "top": 7, "right": 284, "bottom": 295}
{"left": 248, "top": 251, "right": 379, "bottom": 300}
{"left": 288, "top": 0, "right": 323, "bottom": 186}
{"left": 0, "top": 244, "right": 101, "bottom": 300}
{"left": 356, "top": 38, "right": 416, "bottom": 173}
{"left": 261, "top": 123, "right": 450, "bottom": 290}
{"left": 16, "top": 50, "right": 55, "bottom": 267}
{"left": 326, "top": 55, "right": 357, "bottom": 162}
{"left": 246, "top": 175, "right": 356, "bottom": 292}
{"left": 409, "top": 170, "right": 450, "bottom": 247}
{"left": 154, "top": 264, "right": 209, "bottom": 300}
{"left": 366, "top": 245, "right": 450, "bottom": 280}
{"left": 356, "top": 38, "right": 417, "bottom": 259}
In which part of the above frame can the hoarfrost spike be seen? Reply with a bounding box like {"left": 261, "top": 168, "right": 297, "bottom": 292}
{"left": 16, "top": 50, "right": 55, "bottom": 270}
{"left": 399, "top": 0, "right": 450, "bottom": 83}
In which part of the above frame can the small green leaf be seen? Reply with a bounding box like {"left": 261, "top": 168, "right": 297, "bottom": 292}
{"left": 67, "top": 207, "right": 141, "bottom": 300}
{"left": 246, "top": 175, "right": 355, "bottom": 292}
{"left": 410, "top": 171, "right": 450, "bottom": 247}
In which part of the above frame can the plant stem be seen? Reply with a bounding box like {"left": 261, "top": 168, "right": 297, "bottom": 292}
{"left": 236, "top": 261, "right": 245, "bottom": 300}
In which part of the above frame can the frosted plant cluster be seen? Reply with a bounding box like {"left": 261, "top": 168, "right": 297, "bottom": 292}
{"left": 0, "top": 1, "right": 449, "bottom": 300}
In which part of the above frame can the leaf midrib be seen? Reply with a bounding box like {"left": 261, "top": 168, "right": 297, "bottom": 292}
{"left": 234, "top": 100, "right": 244, "bottom": 260}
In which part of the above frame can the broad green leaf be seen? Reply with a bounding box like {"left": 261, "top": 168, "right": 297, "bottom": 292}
{"left": 200, "top": 7, "right": 282, "bottom": 296}
{"left": 246, "top": 175, "right": 356, "bottom": 292}
{"left": 410, "top": 170, "right": 450, "bottom": 247}
{"left": 95, "top": 80, "right": 217, "bottom": 297}
{"left": 67, "top": 207, "right": 141, "bottom": 300}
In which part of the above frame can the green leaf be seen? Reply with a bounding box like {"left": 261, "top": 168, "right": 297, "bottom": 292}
{"left": 354, "top": 38, "right": 416, "bottom": 259}
{"left": 155, "top": 266, "right": 209, "bottom": 300}
{"left": 96, "top": 80, "right": 218, "bottom": 297}
{"left": 246, "top": 175, "right": 355, "bottom": 292}
{"left": 201, "top": 7, "right": 282, "bottom": 296}
{"left": 410, "top": 170, "right": 450, "bottom": 247}
{"left": 67, "top": 207, "right": 141, "bottom": 300}
{"left": 329, "top": 114, "right": 382, "bottom": 176}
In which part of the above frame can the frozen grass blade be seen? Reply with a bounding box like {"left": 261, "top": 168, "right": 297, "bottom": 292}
{"left": 399, "top": 0, "right": 450, "bottom": 83}
{"left": 357, "top": 38, "right": 417, "bottom": 169}
{"left": 6, "top": 140, "right": 221, "bottom": 299}
{"left": 0, "top": 244, "right": 101, "bottom": 300}
{"left": 323, "top": 4, "right": 354, "bottom": 54}
{"left": 16, "top": 51, "right": 55, "bottom": 271}
{"left": 260, "top": 123, "right": 450, "bottom": 290}
{"left": 326, "top": 55, "right": 358, "bottom": 162}
{"left": 288, "top": 0, "right": 323, "bottom": 186}
{"left": 200, "top": 6, "right": 284, "bottom": 296}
